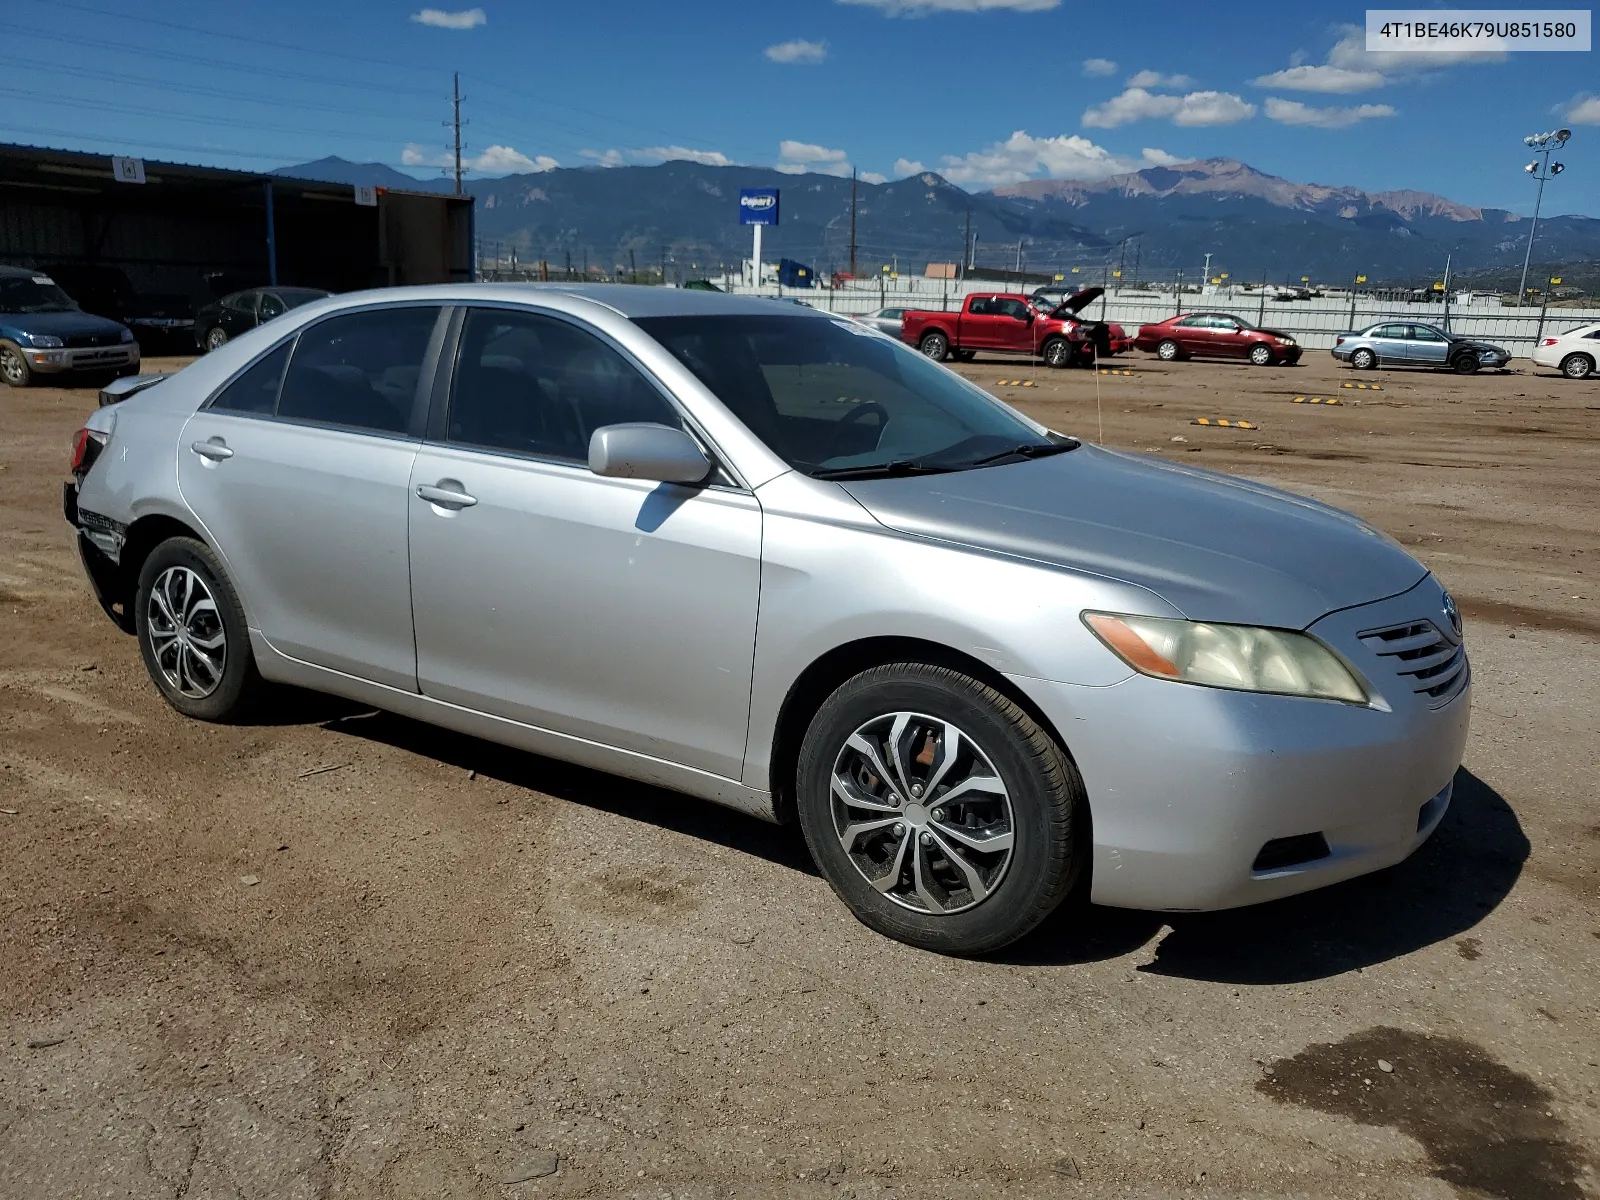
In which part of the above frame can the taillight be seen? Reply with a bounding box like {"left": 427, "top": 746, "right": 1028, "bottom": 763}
{"left": 1335, "top": 336, "right": 1345, "bottom": 345}
{"left": 1540, "top": 337, "right": 1559, "bottom": 346}
{"left": 70, "top": 427, "right": 108, "bottom": 476}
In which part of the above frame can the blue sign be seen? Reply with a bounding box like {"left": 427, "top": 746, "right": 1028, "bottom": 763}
{"left": 738, "top": 188, "right": 779, "bottom": 226}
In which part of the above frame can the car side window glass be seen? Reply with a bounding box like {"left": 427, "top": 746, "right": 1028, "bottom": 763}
{"left": 447, "top": 308, "right": 682, "bottom": 463}
{"left": 1372, "top": 324, "right": 1404, "bottom": 339}
{"left": 968, "top": 297, "right": 991, "bottom": 316}
{"left": 209, "top": 341, "right": 291, "bottom": 415}
{"left": 1411, "top": 326, "right": 1443, "bottom": 341}
{"left": 1175, "top": 316, "right": 1200, "bottom": 327}
{"left": 277, "top": 306, "right": 439, "bottom": 434}
{"left": 995, "top": 299, "right": 1030, "bottom": 320}
{"left": 1587, "top": 329, "right": 1600, "bottom": 340}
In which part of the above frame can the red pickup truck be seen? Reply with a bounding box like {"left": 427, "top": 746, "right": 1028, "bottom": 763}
{"left": 899, "top": 288, "right": 1113, "bottom": 368}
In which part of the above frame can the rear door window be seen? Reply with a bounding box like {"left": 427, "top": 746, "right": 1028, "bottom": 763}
{"left": 209, "top": 342, "right": 291, "bottom": 415}
{"left": 446, "top": 308, "right": 682, "bottom": 463}
{"left": 277, "top": 306, "right": 441, "bottom": 434}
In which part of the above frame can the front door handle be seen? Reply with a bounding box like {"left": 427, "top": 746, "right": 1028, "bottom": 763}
{"left": 191, "top": 438, "right": 233, "bottom": 461}
{"left": 417, "top": 482, "right": 478, "bottom": 509}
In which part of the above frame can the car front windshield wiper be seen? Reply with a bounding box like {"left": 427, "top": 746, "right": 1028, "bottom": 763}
{"left": 962, "top": 440, "right": 1077, "bottom": 468}
{"left": 809, "top": 459, "right": 961, "bottom": 481}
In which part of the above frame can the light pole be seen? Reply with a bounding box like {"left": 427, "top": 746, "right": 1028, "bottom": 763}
{"left": 1517, "top": 129, "right": 1570, "bottom": 305}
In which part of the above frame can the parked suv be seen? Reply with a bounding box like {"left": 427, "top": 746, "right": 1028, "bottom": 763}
{"left": 41, "top": 263, "right": 195, "bottom": 354}
{"left": 0, "top": 264, "right": 139, "bottom": 387}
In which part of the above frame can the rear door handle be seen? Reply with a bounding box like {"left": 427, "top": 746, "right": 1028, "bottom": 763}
{"left": 191, "top": 438, "right": 233, "bottom": 461}
{"left": 417, "top": 482, "right": 478, "bottom": 509}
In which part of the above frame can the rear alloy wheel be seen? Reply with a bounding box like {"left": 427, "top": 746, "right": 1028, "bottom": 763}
{"left": 1451, "top": 351, "right": 1480, "bottom": 375}
{"left": 1560, "top": 352, "right": 1594, "bottom": 380}
{"left": 136, "top": 536, "right": 263, "bottom": 721}
{"left": 0, "top": 343, "right": 34, "bottom": 388}
{"left": 1042, "top": 337, "right": 1073, "bottom": 369}
{"left": 1350, "top": 347, "right": 1377, "bottom": 370}
{"left": 796, "top": 663, "right": 1085, "bottom": 955}
{"left": 1248, "top": 343, "right": 1275, "bottom": 366}
{"left": 1156, "top": 339, "right": 1181, "bottom": 362}
{"left": 919, "top": 331, "right": 949, "bottom": 362}
{"left": 204, "top": 326, "right": 229, "bottom": 353}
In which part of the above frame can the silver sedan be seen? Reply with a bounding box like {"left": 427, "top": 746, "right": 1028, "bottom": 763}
{"left": 852, "top": 306, "right": 907, "bottom": 336}
{"left": 66, "top": 284, "right": 1469, "bottom": 955}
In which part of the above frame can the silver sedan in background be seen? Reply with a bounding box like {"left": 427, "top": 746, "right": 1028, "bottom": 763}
{"left": 852, "top": 306, "right": 907, "bottom": 336}
{"left": 66, "top": 285, "right": 1469, "bottom": 955}
{"left": 1332, "top": 320, "right": 1510, "bottom": 373}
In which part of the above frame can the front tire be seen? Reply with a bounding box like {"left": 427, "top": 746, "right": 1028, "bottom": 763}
{"left": 1559, "top": 352, "right": 1594, "bottom": 380}
{"left": 1042, "top": 337, "right": 1073, "bottom": 369}
{"left": 918, "top": 331, "right": 949, "bottom": 362}
{"left": 1350, "top": 347, "right": 1377, "bottom": 370}
{"left": 1248, "top": 343, "right": 1274, "bottom": 366}
{"left": 0, "top": 343, "right": 35, "bottom": 388}
{"left": 203, "top": 326, "right": 229, "bottom": 353}
{"left": 1451, "top": 351, "right": 1480, "bottom": 375}
{"left": 1156, "top": 339, "right": 1181, "bottom": 362}
{"left": 795, "top": 663, "right": 1085, "bottom": 956}
{"left": 136, "top": 537, "right": 262, "bottom": 721}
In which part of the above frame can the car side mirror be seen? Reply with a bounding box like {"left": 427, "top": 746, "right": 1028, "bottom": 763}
{"left": 588, "top": 423, "right": 712, "bottom": 486}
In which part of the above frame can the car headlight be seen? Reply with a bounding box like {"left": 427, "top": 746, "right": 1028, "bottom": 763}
{"left": 119, "top": 328, "right": 135, "bottom": 343}
{"left": 1083, "top": 612, "right": 1369, "bottom": 704}
{"left": 26, "top": 333, "right": 64, "bottom": 348}
{"left": 1279, "top": 338, "right": 1296, "bottom": 346}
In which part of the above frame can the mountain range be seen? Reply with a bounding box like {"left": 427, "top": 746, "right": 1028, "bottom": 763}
{"left": 277, "top": 155, "right": 1600, "bottom": 285}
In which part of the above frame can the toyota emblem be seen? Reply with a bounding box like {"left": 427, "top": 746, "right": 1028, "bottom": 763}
{"left": 1441, "top": 591, "right": 1462, "bottom": 638}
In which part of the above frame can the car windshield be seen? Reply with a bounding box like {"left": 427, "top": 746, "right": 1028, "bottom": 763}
{"left": 277, "top": 288, "right": 331, "bottom": 309}
{"left": 0, "top": 275, "right": 80, "bottom": 314}
{"left": 635, "top": 314, "right": 1068, "bottom": 477}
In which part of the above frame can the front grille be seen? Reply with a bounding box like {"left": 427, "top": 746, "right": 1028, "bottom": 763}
{"left": 63, "top": 331, "right": 122, "bottom": 348}
{"left": 1359, "top": 619, "right": 1468, "bottom": 707}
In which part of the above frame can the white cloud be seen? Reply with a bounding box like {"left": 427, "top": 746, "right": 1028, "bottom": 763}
{"left": 894, "top": 157, "right": 926, "bottom": 176}
{"left": 1264, "top": 97, "right": 1396, "bottom": 129}
{"left": 1255, "top": 24, "right": 1503, "bottom": 93}
{"left": 837, "top": 0, "right": 1059, "bottom": 14}
{"left": 1564, "top": 93, "right": 1600, "bottom": 124}
{"left": 1126, "top": 69, "right": 1193, "bottom": 89}
{"left": 765, "top": 38, "right": 827, "bottom": 63}
{"left": 579, "top": 146, "right": 732, "bottom": 167}
{"left": 859, "top": 171, "right": 887, "bottom": 184}
{"left": 1082, "top": 87, "right": 1254, "bottom": 129}
{"left": 403, "top": 142, "right": 555, "bottom": 173}
{"left": 776, "top": 139, "right": 855, "bottom": 176}
{"left": 1251, "top": 64, "right": 1386, "bottom": 93}
{"left": 931, "top": 131, "right": 1188, "bottom": 188}
{"left": 1081, "top": 57, "right": 1117, "bottom": 77}
{"left": 409, "top": 7, "right": 486, "bottom": 29}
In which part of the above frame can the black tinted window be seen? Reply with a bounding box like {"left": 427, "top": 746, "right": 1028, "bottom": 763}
{"left": 259, "top": 292, "right": 286, "bottom": 319}
{"left": 278, "top": 307, "right": 439, "bottom": 433}
{"left": 448, "top": 308, "right": 681, "bottom": 461}
{"left": 210, "top": 342, "right": 290, "bottom": 415}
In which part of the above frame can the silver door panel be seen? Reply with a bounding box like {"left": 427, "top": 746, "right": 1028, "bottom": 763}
{"left": 408, "top": 445, "right": 762, "bottom": 778}
{"left": 177, "top": 411, "right": 421, "bottom": 689}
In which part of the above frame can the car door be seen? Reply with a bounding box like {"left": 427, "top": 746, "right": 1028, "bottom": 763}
{"left": 1206, "top": 314, "right": 1248, "bottom": 357}
{"left": 406, "top": 305, "right": 762, "bottom": 779}
{"left": 1169, "top": 315, "right": 1206, "bottom": 355}
{"left": 958, "top": 296, "right": 1007, "bottom": 351}
{"left": 991, "top": 297, "right": 1037, "bottom": 353}
{"left": 177, "top": 304, "right": 445, "bottom": 690}
{"left": 1408, "top": 324, "right": 1451, "bottom": 366}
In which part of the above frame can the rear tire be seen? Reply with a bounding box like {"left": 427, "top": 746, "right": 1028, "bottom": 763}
{"left": 135, "top": 536, "right": 263, "bottom": 722}
{"left": 1350, "top": 347, "right": 1377, "bottom": 370}
{"left": 1156, "top": 339, "right": 1181, "bottom": 362}
{"left": 918, "top": 330, "right": 949, "bottom": 362}
{"left": 795, "top": 662, "right": 1085, "bottom": 956}
{"left": 1451, "top": 351, "right": 1480, "bottom": 375}
{"left": 0, "top": 343, "right": 35, "bottom": 388}
{"left": 1248, "top": 343, "right": 1274, "bottom": 366}
{"left": 1559, "top": 352, "right": 1594, "bottom": 380}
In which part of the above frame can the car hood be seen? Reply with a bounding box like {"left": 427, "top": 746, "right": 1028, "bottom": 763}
{"left": 0, "top": 309, "right": 128, "bottom": 337}
{"left": 839, "top": 445, "right": 1427, "bottom": 629}
{"left": 1046, "top": 286, "right": 1103, "bottom": 317}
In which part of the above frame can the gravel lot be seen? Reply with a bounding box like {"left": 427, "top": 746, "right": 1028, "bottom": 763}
{"left": 2, "top": 350, "right": 1597, "bottom": 1199}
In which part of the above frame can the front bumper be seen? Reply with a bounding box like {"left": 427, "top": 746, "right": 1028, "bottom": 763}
{"left": 1013, "top": 579, "right": 1470, "bottom": 912}
{"left": 21, "top": 344, "right": 139, "bottom": 375}
{"left": 1277, "top": 346, "right": 1303, "bottom": 363}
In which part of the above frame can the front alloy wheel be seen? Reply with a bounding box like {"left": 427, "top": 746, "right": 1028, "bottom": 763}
{"left": 830, "top": 711, "right": 1015, "bottom": 915}
{"left": 204, "top": 326, "right": 229, "bottom": 352}
{"left": 0, "top": 344, "right": 33, "bottom": 387}
{"left": 1042, "top": 338, "right": 1073, "bottom": 369}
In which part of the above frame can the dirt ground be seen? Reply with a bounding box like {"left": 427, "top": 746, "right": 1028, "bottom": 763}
{"left": 1, "top": 350, "right": 1597, "bottom": 1200}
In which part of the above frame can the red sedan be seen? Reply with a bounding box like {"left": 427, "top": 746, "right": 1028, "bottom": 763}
{"left": 1134, "top": 312, "right": 1302, "bottom": 365}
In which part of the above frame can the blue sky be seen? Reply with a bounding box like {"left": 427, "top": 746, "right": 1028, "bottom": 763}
{"left": 5, "top": 0, "right": 1598, "bottom": 214}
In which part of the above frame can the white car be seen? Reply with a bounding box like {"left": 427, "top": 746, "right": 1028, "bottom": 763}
{"left": 1531, "top": 322, "right": 1600, "bottom": 379}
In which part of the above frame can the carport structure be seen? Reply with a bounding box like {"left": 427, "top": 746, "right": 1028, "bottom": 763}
{"left": 0, "top": 143, "right": 473, "bottom": 305}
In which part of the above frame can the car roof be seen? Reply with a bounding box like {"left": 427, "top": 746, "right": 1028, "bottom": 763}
{"left": 0, "top": 263, "right": 44, "bottom": 279}
{"left": 277, "top": 282, "right": 832, "bottom": 321}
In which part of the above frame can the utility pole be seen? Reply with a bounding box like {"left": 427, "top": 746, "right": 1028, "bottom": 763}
{"left": 1202, "top": 251, "right": 1212, "bottom": 289}
{"left": 1441, "top": 253, "right": 1453, "bottom": 331}
{"left": 1517, "top": 129, "right": 1571, "bottom": 305}
{"left": 451, "top": 72, "right": 464, "bottom": 195}
{"left": 848, "top": 168, "right": 858, "bottom": 278}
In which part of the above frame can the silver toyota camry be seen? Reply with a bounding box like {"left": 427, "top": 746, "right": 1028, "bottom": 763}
{"left": 64, "top": 284, "right": 1470, "bottom": 955}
